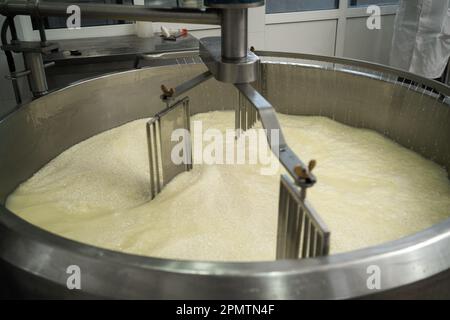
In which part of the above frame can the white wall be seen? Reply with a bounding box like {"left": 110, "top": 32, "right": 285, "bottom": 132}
{"left": 262, "top": 4, "right": 397, "bottom": 61}
{"left": 344, "top": 15, "right": 395, "bottom": 65}
{"left": 265, "top": 20, "right": 337, "bottom": 55}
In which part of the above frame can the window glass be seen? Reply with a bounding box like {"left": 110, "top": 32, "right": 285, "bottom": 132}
{"left": 145, "top": 0, "right": 203, "bottom": 8}
{"left": 348, "top": 0, "right": 399, "bottom": 7}
{"left": 266, "top": 0, "right": 339, "bottom": 14}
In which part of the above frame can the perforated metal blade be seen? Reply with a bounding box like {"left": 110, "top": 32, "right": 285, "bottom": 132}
{"left": 147, "top": 97, "right": 192, "bottom": 200}
{"left": 277, "top": 175, "right": 330, "bottom": 260}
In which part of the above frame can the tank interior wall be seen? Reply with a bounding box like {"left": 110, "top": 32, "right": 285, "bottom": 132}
{"left": 1, "top": 62, "right": 450, "bottom": 204}
{"left": 0, "top": 64, "right": 238, "bottom": 204}
{"left": 262, "top": 62, "right": 450, "bottom": 176}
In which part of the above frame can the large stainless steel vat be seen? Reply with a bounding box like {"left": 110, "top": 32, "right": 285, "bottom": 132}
{"left": 0, "top": 53, "right": 449, "bottom": 299}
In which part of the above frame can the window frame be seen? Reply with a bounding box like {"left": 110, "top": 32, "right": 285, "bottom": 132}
{"left": 266, "top": 0, "right": 340, "bottom": 15}
{"left": 348, "top": 0, "right": 399, "bottom": 7}
{"left": 265, "top": 1, "right": 398, "bottom": 56}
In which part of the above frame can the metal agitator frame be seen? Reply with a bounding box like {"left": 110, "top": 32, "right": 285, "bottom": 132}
{"left": 0, "top": 0, "right": 327, "bottom": 260}
{"left": 0, "top": 1, "right": 449, "bottom": 299}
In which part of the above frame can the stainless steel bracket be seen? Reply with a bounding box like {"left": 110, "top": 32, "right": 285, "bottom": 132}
{"left": 200, "top": 37, "right": 260, "bottom": 84}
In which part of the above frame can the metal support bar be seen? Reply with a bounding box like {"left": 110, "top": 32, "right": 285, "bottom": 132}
{"left": 236, "top": 91, "right": 258, "bottom": 134}
{"left": 235, "top": 83, "right": 316, "bottom": 188}
{"left": 5, "top": 69, "right": 30, "bottom": 80}
{"left": 147, "top": 116, "right": 162, "bottom": 199}
{"left": 6, "top": 16, "right": 17, "bottom": 40}
{"left": 23, "top": 51, "right": 48, "bottom": 97}
{"left": 0, "top": 1, "right": 221, "bottom": 25}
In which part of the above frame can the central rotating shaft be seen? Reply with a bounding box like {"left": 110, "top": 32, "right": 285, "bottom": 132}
{"left": 221, "top": 8, "right": 248, "bottom": 61}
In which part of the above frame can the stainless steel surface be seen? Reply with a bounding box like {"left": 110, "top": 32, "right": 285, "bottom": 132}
{"left": 221, "top": 8, "right": 247, "bottom": 60}
{"left": 235, "top": 82, "right": 316, "bottom": 187}
{"left": 147, "top": 116, "right": 162, "bottom": 199}
{"left": 136, "top": 50, "right": 200, "bottom": 69}
{"left": 236, "top": 78, "right": 319, "bottom": 260}
{"left": 0, "top": 54, "right": 449, "bottom": 299}
{"left": 159, "top": 42, "right": 318, "bottom": 249}
{"left": 147, "top": 97, "right": 192, "bottom": 200}
{"left": 256, "top": 51, "right": 450, "bottom": 100}
{"left": 257, "top": 54, "right": 450, "bottom": 175}
{"left": 23, "top": 51, "right": 48, "bottom": 96}
{"left": 0, "top": 1, "right": 221, "bottom": 25}
{"left": 201, "top": 2, "right": 258, "bottom": 84}
{"left": 162, "top": 70, "right": 213, "bottom": 102}
{"left": 40, "top": 34, "right": 200, "bottom": 92}
{"left": 1, "top": 40, "right": 58, "bottom": 98}
{"left": 236, "top": 89, "right": 258, "bottom": 133}
{"left": 156, "top": 67, "right": 212, "bottom": 194}
{"left": 45, "top": 34, "right": 200, "bottom": 63}
{"left": 200, "top": 37, "right": 259, "bottom": 83}
{"left": 277, "top": 175, "right": 330, "bottom": 260}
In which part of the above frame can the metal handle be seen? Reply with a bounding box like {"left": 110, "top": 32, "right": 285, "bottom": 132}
{"left": 4, "top": 62, "right": 53, "bottom": 80}
{"left": 5, "top": 70, "right": 31, "bottom": 80}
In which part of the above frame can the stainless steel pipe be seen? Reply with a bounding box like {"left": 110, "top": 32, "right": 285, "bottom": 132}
{"left": 23, "top": 52, "right": 48, "bottom": 96}
{"left": 221, "top": 8, "right": 248, "bottom": 60}
{"left": 0, "top": 0, "right": 221, "bottom": 25}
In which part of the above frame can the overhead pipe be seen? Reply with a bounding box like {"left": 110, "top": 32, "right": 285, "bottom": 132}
{"left": 0, "top": 0, "right": 221, "bottom": 25}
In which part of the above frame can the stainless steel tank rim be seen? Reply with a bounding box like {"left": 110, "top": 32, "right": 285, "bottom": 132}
{"left": 1, "top": 52, "right": 449, "bottom": 298}
{"left": 262, "top": 60, "right": 397, "bottom": 88}
{"left": 1, "top": 204, "right": 449, "bottom": 297}
{"left": 255, "top": 51, "right": 450, "bottom": 97}
{"left": 261, "top": 60, "right": 447, "bottom": 102}
{"left": 3, "top": 50, "right": 447, "bottom": 124}
{"left": 1, "top": 194, "right": 449, "bottom": 274}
